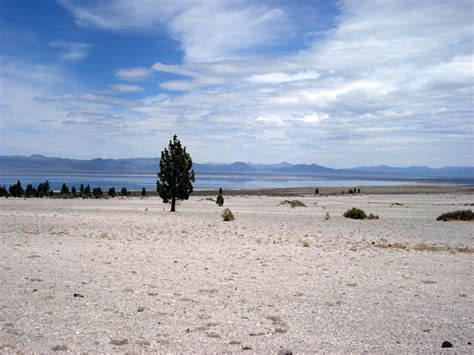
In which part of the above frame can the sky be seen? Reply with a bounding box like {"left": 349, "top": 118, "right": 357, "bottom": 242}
{"left": 0, "top": 0, "right": 472, "bottom": 168}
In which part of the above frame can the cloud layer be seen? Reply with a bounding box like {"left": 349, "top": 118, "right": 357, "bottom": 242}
{"left": 1, "top": 0, "right": 472, "bottom": 167}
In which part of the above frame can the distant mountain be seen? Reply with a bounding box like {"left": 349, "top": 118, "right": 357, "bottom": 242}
{"left": 0, "top": 155, "right": 472, "bottom": 179}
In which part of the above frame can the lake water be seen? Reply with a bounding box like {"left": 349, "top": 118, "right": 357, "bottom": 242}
{"left": 0, "top": 173, "right": 412, "bottom": 191}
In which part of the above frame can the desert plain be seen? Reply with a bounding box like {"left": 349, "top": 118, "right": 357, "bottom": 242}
{"left": 0, "top": 188, "right": 473, "bottom": 353}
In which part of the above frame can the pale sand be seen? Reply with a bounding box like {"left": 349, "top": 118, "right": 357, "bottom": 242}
{"left": 0, "top": 193, "right": 473, "bottom": 353}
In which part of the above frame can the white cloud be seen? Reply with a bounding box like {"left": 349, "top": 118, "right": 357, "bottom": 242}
{"left": 59, "top": 0, "right": 290, "bottom": 62}
{"left": 115, "top": 67, "right": 151, "bottom": 81}
{"left": 2, "top": 0, "right": 473, "bottom": 166}
{"left": 247, "top": 71, "right": 319, "bottom": 84}
{"left": 109, "top": 84, "right": 144, "bottom": 92}
{"left": 48, "top": 41, "right": 92, "bottom": 61}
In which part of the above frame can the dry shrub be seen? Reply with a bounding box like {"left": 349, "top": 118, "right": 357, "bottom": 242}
{"left": 436, "top": 209, "right": 473, "bottom": 222}
{"left": 222, "top": 208, "right": 234, "bottom": 221}
{"left": 373, "top": 241, "right": 474, "bottom": 253}
{"left": 280, "top": 200, "right": 306, "bottom": 208}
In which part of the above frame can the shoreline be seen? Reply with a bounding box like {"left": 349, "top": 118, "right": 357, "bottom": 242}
{"left": 182, "top": 184, "right": 474, "bottom": 196}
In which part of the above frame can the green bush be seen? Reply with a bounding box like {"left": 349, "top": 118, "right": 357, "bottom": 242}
{"left": 343, "top": 208, "right": 367, "bottom": 219}
{"left": 222, "top": 208, "right": 234, "bottom": 221}
{"left": 436, "top": 210, "right": 473, "bottom": 221}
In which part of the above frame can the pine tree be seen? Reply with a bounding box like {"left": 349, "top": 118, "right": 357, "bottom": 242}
{"left": 157, "top": 135, "right": 195, "bottom": 212}
{"left": 71, "top": 186, "right": 77, "bottom": 197}
{"left": 216, "top": 187, "right": 224, "bottom": 206}
{"left": 108, "top": 187, "right": 116, "bottom": 197}
{"left": 141, "top": 187, "right": 147, "bottom": 197}
{"left": 61, "top": 183, "right": 69, "bottom": 195}
{"left": 121, "top": 187, "right": 128, "bottom": 197}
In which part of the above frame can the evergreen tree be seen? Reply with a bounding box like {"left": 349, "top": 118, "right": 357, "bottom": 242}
{"left": 141, "top": 187, "right": 147, "bottom": 197}
{"left": 80, "top": 184, "right": 85, "bottom": 195}
{"left": 216, "top": 187, "right": 224, "bottom": 206}
{"left": 0, "top": 185, "right": 8, "bottom": 197}
{"left": 71, "top": 186, "right": 77, "bottom": 197}
{"left": 25, "top": 184, "right": 34, "bottom": 197}
{"left": 157, "top": 135, "right": 195, "bottom": 212}
{"left": 121, "top": 187, "right": 128, "bottom": 196}
{"left": 84, "top": 184, "right": 91, "bottom": 197}
{"left": 9, "top": 180, "right": 24, "bottom": 197}
{"left": 61, "top": 183, "right": 69, "bottom": 195}
{"left": 108, "top": 187, "right": 116, "bottom": 197}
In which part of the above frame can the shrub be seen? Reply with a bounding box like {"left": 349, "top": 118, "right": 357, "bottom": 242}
{"left": 343, "top": 208, "right": 367, "bottom": 219}
{"left": 108, "top": 187, "right": 116, "bottom": 197}
{"left": 222, "top": 208, "right": 234, "bottom": 221}
{"left": 280, "top": 200, "right": 306, "bottom": 208}
{"left": 436, "top": 210, "right": 473, "bottom": 222}
{"left": 367, "top": 213, "right": 379, "bottom": 220}
{"left": 324, "top": 211, "right": 331, "bottom": 220}
{"left": 216, "top": 194, "right": 224, "bottom": 206}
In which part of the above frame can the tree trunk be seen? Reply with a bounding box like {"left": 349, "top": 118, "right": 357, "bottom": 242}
{"left": 171, "top": 196, "right": 176, "bottom": 212}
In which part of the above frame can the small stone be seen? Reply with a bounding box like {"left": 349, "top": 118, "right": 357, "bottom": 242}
{"left": 137, "top": 306, "right": 145, "bottom": 312}
{"left": 110, "top": 339, "right": 128, "bottom": 346}
{"left": 51, "top": 345, "right": 67, "bottom": 351}
{"left": 73, "top": 293, "right": 84, "bottom": 298}
{"left": 441, "top": 341, "right": 453, "bottom": 348}
{"left": 242, "top": 345, "right": 252, "bottom": 350}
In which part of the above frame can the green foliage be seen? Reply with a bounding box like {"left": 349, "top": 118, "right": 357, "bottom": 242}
{"left": 222, "top": 208, "right": 234, "bottom": 221}
{"left": 141, "top": 187, "right": 146, "bottom": 197}
{"left": 9, "top": 180, "right": 24, "bottom": 197}
{"left": 343, "top": 207, "right": 367, "bottom": 219}
{"left": 61, "top": 183, "right": 69, "bottom": 195}
{"left": 436, "top": 210, "right": 473, "bottom": 221}
{"left": 71, "top": 186, "right": 77, "bottom": 197}
{"left": 157, "top": 135, "right": 195, "bottom": 212}
{"left": 108, "top": 187, "right": 116, "bottom": 197}
{"left": 0, "top": 185, "right": 9, "bottom": 197}
{"left": 216, "top": 188, "right": 224, "bottom": 206}
{"left": 92, "top": 187, "right": 103, "bottom": 199}
{"left": 25, "top": 184, "right": 36, "bottom": 197}
{"left": 36, "top": 180, "right": 50, "bottom": 197}
{"left": 121, "top": 187, "right": 128, "bottom": 197}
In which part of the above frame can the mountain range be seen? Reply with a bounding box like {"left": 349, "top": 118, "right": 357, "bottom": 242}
{"left": 0, "top": 155, "right": 473, "bottom": 180}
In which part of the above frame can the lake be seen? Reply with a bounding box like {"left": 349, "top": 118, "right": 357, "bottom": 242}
{"left": 0, "top": 173, "right": 413, "bottom": 191}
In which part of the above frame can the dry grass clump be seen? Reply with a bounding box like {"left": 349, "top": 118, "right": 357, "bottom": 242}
{"left": 222, "top": 208, "right": 234, "bottom": 221}
{"left": 343, "top": 208, "right": 379, "bottom": 220}
{"left": 372, "top": 242, "right": 407, "bottom": 250}
{"left": 372, "top": 241, "right": 474, "bottom": 253}
{"left": 436, "top": 209, "right": 473, "bottom": 222}
{"left": 413, "top": 243, "right": 474, "bottom": 253}
{"left": 280, "top": 200, "right": 306, "bottom": 208}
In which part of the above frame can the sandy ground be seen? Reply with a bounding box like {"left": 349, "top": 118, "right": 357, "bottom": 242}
{"left": 0, "top": 193, "right": 473, "bottom": 353}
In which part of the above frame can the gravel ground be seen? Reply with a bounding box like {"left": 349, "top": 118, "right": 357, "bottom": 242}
{"left": 0, "top": 193, "right": 473, "bottom": 353}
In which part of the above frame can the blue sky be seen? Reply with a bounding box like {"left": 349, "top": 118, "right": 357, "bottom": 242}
{"left": 0, "top": 0, "right": 472, "bottom": 167}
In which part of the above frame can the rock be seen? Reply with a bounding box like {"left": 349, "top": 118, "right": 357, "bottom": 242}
{"left": 277, "top": 349, "right": 293, "bottom": 355}
{"left": 137, "top": 306, "right": 145, "bottom": 312}
{"left": 242, "top": 345, "right": 252, "bottom": 350}
{"left": 110, "top": 339, "right": 128, "bottom": 346}
{"left": 51, "top": 345, "right": 68, "bottom": 351}
{"left": 73, "top": 293, "right": 84, "bottom": 298}
{"left": 441, "top": 341, "right": 453, "bottom": 348}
